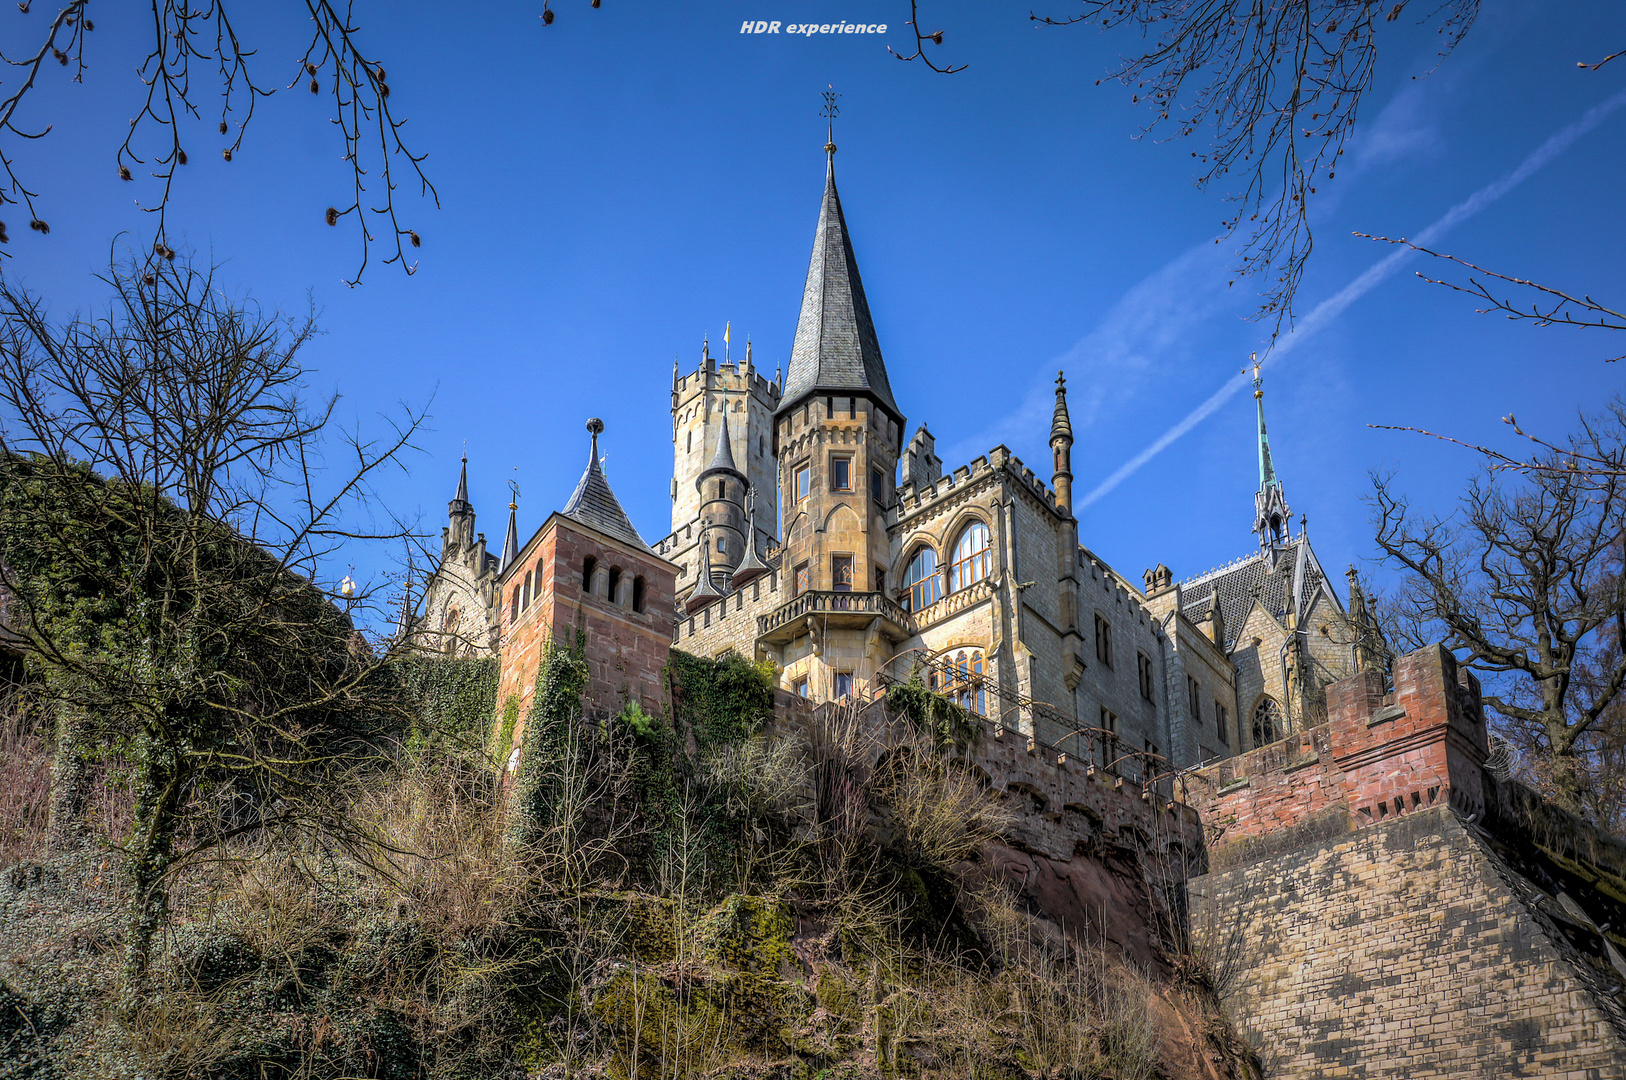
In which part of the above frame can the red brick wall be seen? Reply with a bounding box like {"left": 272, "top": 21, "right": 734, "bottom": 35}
{"left": 494, "top": 514, "right": 676, "bottom": 758}
{"left": 1189, "top": 644, "right": 1490, "bottom": 851}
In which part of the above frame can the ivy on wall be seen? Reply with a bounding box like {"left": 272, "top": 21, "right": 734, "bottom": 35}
{"left": 391, "top": 654, "right": 499, "bottom": 746}
{"left": 665, "top": 650, "right": 776, "bottom": 751}
{"left": 884, "top": 676, "right": 981, "bottom": 752}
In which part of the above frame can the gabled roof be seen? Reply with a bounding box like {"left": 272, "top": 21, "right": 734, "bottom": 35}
{"left": 779, "top": 154, "right": 901, "bottom": 422}
{"left": 563, "top": 427, "right": 649, "bottom": 552}
{"left": 1178, "top": 538, "right": 1339, "bottom": 651}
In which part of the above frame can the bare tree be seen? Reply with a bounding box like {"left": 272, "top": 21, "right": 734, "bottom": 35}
{"left": 1370, "top": 408, "right": 1626, "bottom": 818}
{"left": 1027, "top": 0, "right": 1479, "bottom": 329}
{"left": 1, "top": 0, "right": 442, "bottom": 283}
{"left": 0, "top": 249, "right": 427, "bottom": 986}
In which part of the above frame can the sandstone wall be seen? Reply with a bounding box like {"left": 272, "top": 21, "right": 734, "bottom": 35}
{"left": 1190, "top": 806, "right": 1626, "bottom": 1078}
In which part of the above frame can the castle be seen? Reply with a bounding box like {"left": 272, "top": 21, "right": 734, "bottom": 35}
{"left": 410, "top": 138, "right": 1382, "bottom": 776}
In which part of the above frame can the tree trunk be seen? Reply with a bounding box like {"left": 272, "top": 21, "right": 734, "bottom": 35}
{"left": 123, "top": 743, "right": 183, "bottom": 991}
{"left": 44, "top": 703, "right": 91, "bottom": 854}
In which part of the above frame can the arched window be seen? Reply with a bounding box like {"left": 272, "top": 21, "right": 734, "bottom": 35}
{"left": 1253, "top": 697, "right": 1284, "bottom": 747}
{"left": 607, "top": 566, "right": 623, "bottom": 606}
{"left": 948, "top": 521, "right": 992, "bottom": 593}
{"left": 509, "top": 585, "right": 521, "bottom": 623}
{"left": 582, "top": 555, "right": 597, "bottom": 594}
{"left": 901, "top": 546, "right": 941, "bottom": 612}
{"left": 521, "top": 571, "right": 532, "bottom": 612}
{"left": 632, "top": 575, "right": 646, "bottom": 613}
{"left": 929, "top": 649, "right": 986, "bottom": 716}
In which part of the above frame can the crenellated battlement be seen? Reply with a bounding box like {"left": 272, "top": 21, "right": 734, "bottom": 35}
{"left": 1188, "top": 643, "right": 1490, "bottom": 859}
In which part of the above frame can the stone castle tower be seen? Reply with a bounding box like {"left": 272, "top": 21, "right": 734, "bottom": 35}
{"left": 668, "top": 339, "right": 781, "bottom": 593}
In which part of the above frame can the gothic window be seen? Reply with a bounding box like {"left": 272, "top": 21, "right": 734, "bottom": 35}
{"left": 1094, "top": 613, "right": 1113, "bottom": 668}
{"left": 521, "top": 571, "right": 532, "bottom": 612}
{"left": 793, "top": 561, "right": 809, "bottom": 597}
{"left": 441, "top": 607, "right": 462, "bottom": 655}
{"left": 930, "top": 649, "right": 986, "bottom": 716}
{"left": 794, "top": 464, "right": 810, "bottom": 503}
{"left": 510, "top": 585, "right": 521, "bottom": 623}
{"left": 582, "top": 555, "right": 597, "bottom": 594}
{"left": 948, "top": 521, "right": 992, "bottom": 593}
{"left": 901, "top": 546, "right": 941, "bottom": 612}
{"left": 830, "top": 455, "right": 852, "bottom": 491}
{"left": 632, "top": 576, "right": 646, "bottom": 613}
{"left": 1138, "top": 652, "right": 1156, "bottom": 701}
{"left": 831, "top": 554, "right": 854, "bottom": 592}
{"left": 1253, "top": 697, "right": 1284, "bottom": 747}
{"left": 607, "top": 566, "right": 622, "bottom": 605}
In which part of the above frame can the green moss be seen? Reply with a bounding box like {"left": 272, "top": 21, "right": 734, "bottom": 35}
{"left": 699, "top": 894, "right": 811, "bottom": 1054}
{"left": 591, "top": 972, "right": 728, "bottom": 1080}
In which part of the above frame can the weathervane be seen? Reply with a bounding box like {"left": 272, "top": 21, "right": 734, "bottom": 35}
{"left": 822, "top": 85, "right": 840, "bottom": 156}
{"left": 508, "top": 474, "right": 520, "bottom": 510}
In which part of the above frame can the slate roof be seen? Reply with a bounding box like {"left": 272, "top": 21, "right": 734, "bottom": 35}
{"left": 1178, "top": 538, "right": 1335, "bottom": 650}
{"left": 702, "top": 410, "right": 743, "bottom": 480}
{"left": 562, "top": 442, "right": 650, "bottom": 552}
{"left": 779, "top": 154, "right": 901, "bottom": 422}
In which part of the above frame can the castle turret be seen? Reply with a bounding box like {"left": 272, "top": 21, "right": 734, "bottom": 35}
{"left": 671, "top": 334, "right": 780, "bottom": 538}
{"left": 445, "top": 454, "right": 476, "bottom": 554}
{"left": 696, "top": 410, "right": 748, "bottom": 586}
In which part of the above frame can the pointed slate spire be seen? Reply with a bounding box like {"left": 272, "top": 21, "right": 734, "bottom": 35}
{"left": 562, "top": 418, "right": 650, "bottom": 551}
{"left": 685, "top": 539, "right": 723, "bottom": 613}
{"left": 499, "top": 495, "right": 519, "bottom": 574}
{"left": 778, "top": 152, "right": 901, "bottom": 423}
{"left": 453, "top": 454, "right": 471, "bottom": 508}
{"left": 1250, "top": 355, "right": 1292, "bottom": 552}
{"left": 700, "top": 409, "right": 744, "bottom": 486}
{"left": 730, "top": 491, "right": 770, "bottom": 589}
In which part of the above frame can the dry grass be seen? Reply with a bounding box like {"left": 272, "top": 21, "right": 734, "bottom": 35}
{"left": 0, "top": 688, "right": 51, "bottom": 867}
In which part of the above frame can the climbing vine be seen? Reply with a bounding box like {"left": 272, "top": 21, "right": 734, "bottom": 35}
{"left": 884, "top": 676, "right": 982, "bottom": 753}
{"left": 665, "top": 650, "right": 776, "bottom": 751}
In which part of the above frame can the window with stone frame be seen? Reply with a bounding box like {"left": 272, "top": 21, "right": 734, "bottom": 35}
{"left": 793, "top": 561, "right": 809, "bottom": 597}
{"left": 1187, "top": 675, "right": 1202, "bottom": 724}
{"left": 831, "top": 554, "right": 854, "bottom": 593}
{"left": 794, "top": 463, "right": 810, "bottom": 503}
{"left": 874, "top": 565, "right": 886, "bottom": 596}
{"left": 582, "top": 555, "right": 597, "bottom": 593}
{"left": 948, "top": 521, "right": 992, "bottom": 593}
{"left": 1138, "top": 652, "right": 1155, "bottom": 701}
{"left": 834, "top": 671, "right": 854, "bottom": 699}
{"left": 1099, "top": 706, "right": 1118, "bottom": 772}
{"left": 1253, "top": 697, "right": 1283, "bottom": 747}
{"left": 901, "top": 546, "right": 941, "bottom": 612}
{"left": 929, "top": 649, "right": 986, "bottom": 716}
{"left": 793, "top": 676, "right": 809, "bottom": 698}
{"left": 632, "top": 576, "right": 646, "bottom": 614}
{"left": 1216, "top": 701, "right": 1229, "bottom": 744}
{"left": 830, "top": 454, "right": 852, "bottom": 492}
{"left": 871, "top": 466, "right": 886, "bottom": 506}
{"left": 1094, "top": 613, "right": 1113, "bottom": 668}
{"left": 606, "top": 567, "right": 622, "bottom": 606}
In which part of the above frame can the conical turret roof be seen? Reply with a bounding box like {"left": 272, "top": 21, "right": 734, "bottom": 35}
{"left": 499, "top": 500, "right": 519, "bottom": 573}
{"left": 779, "top": 154, "right": 901, "bottom": 423}
{"left": 563, "top": 419, "right": 650, "bottom": 552}
{"left": 699, "top": 409, "right": 744, "bottom": 484}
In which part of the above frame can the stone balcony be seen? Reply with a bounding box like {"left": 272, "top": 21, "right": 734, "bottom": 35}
{"left": 756, "top": 589, "right": 914, "bottom": 645}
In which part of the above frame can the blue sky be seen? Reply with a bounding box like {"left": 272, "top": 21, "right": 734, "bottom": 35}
{"left": 7, "top": 0, "right": 1626, "bottom": 619}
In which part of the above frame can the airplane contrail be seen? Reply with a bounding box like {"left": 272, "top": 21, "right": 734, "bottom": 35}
{"left": 1078, "top": 85, "right": 1626, "bottom": 511}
